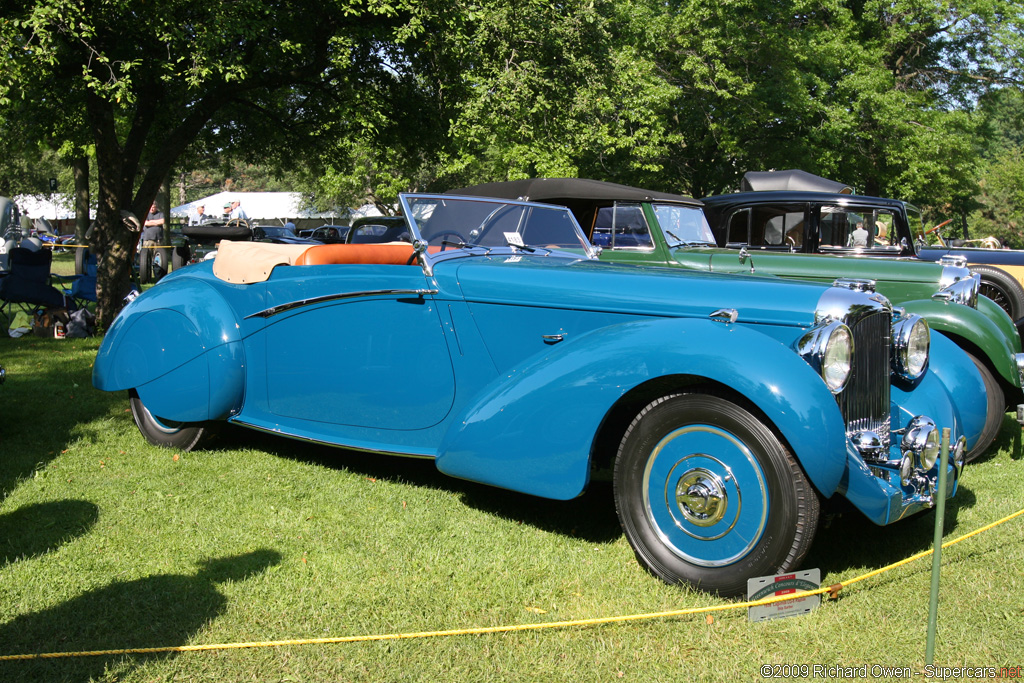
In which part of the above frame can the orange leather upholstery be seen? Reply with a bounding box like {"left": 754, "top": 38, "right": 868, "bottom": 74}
{"left": 294, "top": 243, "right": 416, "bottom": 266}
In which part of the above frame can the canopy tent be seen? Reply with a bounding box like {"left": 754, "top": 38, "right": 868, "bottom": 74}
{"left": 172, "top": 192, "right": 380, "bottom": 230}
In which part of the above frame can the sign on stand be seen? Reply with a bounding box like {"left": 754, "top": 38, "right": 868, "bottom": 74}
{"left": 747, "top": 569, "right": 821, "bottom": 622}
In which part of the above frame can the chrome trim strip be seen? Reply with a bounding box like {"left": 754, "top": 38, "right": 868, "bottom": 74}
{"left": 245, "top": 288, "right": 440, "bottom": 319}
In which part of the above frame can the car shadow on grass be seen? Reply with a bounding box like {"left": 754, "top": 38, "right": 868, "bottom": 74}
{"left": 228, "top": 426, "right": 624, "bottom": 545}
{"left": 804, "top": 484, "right": 976, "bottom": 579}
{"left": 0, "top": 499, "right": 98, "bottom": 569}
{"left": 0, "top": 549, "right": 281, "bottom": 681}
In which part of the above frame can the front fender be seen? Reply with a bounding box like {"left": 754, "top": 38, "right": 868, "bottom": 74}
{"left": 93, "top": 278, "right": 246, "bottom": 421}
{"left": 901, "top": 297, "right": 1021, "bottom": 389}
{"left": 435, "top": 318, "right": 849, "bottom": 500}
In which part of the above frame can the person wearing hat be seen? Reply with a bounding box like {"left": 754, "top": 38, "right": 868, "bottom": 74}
{"left": 222, "top": 202, "right": 232, "bottom": 220}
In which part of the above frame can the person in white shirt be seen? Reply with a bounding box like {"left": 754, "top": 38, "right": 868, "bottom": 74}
{"left": 229, "top": 200, "right": 249, "bottom": 222}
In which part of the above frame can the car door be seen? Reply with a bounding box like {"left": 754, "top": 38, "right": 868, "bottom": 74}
{"left": 257, "top": 264, "right": 456, "bottom": 431}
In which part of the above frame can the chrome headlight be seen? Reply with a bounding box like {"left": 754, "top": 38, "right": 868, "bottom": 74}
{"left": 798, "top": 320, "right": 854, "bottom": 393}
{"left": 902, "top": 415, "right": 940, "bottom": 471}
{"left": 892, "top": 314, "right": 929, "bottom": 380}
{"left": 934, "top": 270, "right": 979, "bottom": 308}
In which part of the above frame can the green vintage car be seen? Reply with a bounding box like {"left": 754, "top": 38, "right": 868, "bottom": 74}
{"left": 451, "top": 178, "right": 1024, "bottom": 461}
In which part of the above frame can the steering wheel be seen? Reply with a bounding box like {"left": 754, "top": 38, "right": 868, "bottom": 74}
{"left": 926, "top": 219, "right": 953, "bottom": 235}
{"left": 429, "top": 230, "right": 468, "bottom": 251}
{"left": 925, "top": 219, "right": 953, "bottom": 247}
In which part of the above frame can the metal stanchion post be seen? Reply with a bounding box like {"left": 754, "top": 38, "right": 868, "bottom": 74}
{"left": 925, "top": 427, "right": 950, "bottom": 664}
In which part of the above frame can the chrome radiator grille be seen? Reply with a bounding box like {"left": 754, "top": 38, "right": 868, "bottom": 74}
{"left": 838, "top": 308, "right": 891, "bottom": 447}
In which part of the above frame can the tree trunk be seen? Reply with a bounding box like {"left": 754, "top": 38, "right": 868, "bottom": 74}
{"left": 72, "top": 156, "right": 90, "bottom": 244}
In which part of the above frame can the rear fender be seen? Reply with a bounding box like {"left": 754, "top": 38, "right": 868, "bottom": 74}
{"left": 436, "top": 318, "right": 849, "bottom": 500}
{"left": 900, "top": 298, "right": 1020, "bottom": 388}
{"left": 93, "top": 279, "right": 246, "bottom": 421}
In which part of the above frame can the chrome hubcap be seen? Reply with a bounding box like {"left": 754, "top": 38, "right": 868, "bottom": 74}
{"left": 676, "top": 468, "right": 727, "bottom": 527}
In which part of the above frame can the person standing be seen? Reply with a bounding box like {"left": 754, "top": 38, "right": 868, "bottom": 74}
{"left": 143, "top": 202, "right": 165, "bottom": 245}
{"left": 192, "top": 205, "right": 207, "bottom": 225}
{"left": 229, "top": 200, "right": 249, "bottom": 222}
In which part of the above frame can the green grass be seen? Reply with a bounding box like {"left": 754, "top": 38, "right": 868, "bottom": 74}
{"left": 1, "top": 337, "right": 1022, "bottom": 681}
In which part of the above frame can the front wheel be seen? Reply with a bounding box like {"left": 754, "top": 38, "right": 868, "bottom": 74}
{"left": 613, "top": 392, "right": 819, "bottom": 596}
{"left": 973, "top": 264, "right": 1024, "bottom": 321}
{"left": 129, "top": 390, "right": 215, "bottom": 451}
{"left": 965, "top": 352, "right": 1003, "bottom": 462}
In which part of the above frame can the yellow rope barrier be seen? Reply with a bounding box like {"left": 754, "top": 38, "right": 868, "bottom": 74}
{"left": 2, "top": 506, "right": 1021, "bottom": 663}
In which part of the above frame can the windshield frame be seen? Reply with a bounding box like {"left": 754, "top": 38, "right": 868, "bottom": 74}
{"left": 651, "top": 202, "right": 717, "bottom": 248}
{"left": 398, "top": 193, "right": 601, "bottom": 261}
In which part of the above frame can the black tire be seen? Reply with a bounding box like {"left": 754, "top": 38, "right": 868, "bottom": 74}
{"left": 972, "top": 264, "right": 1024, "bottom": 321}
{"left": 613, "top": 392, "right": 819, "bottom": 596}
{"left": 965, "top": 352, "right": 1004, "bottom": 462}
{"left": 129, "top": 390, "right": 214, "bottom": 451}
{"left": 75, "top": 246, "right": 88, "bottom": 275}
{"left": 138, "top": 247, "right": 153, "bottom": 284}
{"left": 172, "top": 245, "right": 189, "bottom": 271}
{"left": 153, "top": 247, "right": 170, "bottom": 281}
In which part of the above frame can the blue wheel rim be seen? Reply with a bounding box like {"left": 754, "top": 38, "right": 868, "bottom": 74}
{"left": 642, "top": 424, "right": 769, "bottom": 567}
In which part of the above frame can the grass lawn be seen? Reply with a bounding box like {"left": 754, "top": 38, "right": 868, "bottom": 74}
{"left": 0, "top": 333, "right": 1022, "bottom": 681}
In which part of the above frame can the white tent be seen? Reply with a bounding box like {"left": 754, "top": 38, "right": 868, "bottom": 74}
{"left": 172, "top": 191, "right": 378, "bottom": 225}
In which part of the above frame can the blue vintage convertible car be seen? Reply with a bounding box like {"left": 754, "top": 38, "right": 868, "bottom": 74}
{"left": 94, "top": 194, "right": 982, "bottom": 596}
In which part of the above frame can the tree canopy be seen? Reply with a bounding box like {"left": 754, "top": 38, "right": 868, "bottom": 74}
{"left": 3, "top": 0, "right": 1024, "bottom": 325}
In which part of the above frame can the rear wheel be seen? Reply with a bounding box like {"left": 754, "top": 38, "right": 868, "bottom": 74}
{"left": 138, "top": 247, "right": 153, "bottom": 284}
{"left": 613, "top": 392, "right": 819, "bottom": 596}
{"left": 965, "top": 352, "right": 1004, "bottom": 462}
{"left": 153, "top": 247, "right": 170, "bottom": 281}
{"left": 172, "top": 245, "right": 190, "bottom": 271}
{"left": 973, "top": 264, "right": 1024, "bottom": 321}
{"left": 129, "top": 390, "right": 214, "bottom": 451}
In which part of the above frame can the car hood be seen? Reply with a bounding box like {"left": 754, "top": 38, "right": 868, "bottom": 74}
{"left": 672, "top": 247, "right": 947, "bottom": 285}
{"left": 444, "top": 255, "right": 826, "bottom": 328}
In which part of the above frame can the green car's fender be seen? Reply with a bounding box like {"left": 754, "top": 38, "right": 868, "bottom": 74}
{"left": 900, "top": 297, "right": 1021, "bottom": 391}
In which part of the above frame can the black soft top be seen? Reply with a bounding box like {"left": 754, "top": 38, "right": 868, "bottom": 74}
{"left": 741, "top": 170, "right": 853, "bottom": 194}
{"left": 448, "top": 178, "right": 701, "bottom": 206}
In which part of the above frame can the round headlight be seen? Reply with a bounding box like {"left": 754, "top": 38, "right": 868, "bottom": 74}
{"left": 893, "top": 315, "right": 929, "bottom": 380}
{"left": 798, "top": 321, "right": 854, "bottom": 394}
{"left": 822, "top": 325, "right": 853, "bottom": 393}
{"left": 902, "top": 416, "right": 940, "bottom": 471}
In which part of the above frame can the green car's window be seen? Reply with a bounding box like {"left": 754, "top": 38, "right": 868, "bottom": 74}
{"left": 653, "top": 204, "right": 715, "bottom": 246}
{"left": 819, "top": 206, "right": 900, "bottom": 251}
{"left": 593, "top": 203, "right": 653, "bottom": 250}
{"left": 727, "top": 205, "right": 806, "bottom": 249}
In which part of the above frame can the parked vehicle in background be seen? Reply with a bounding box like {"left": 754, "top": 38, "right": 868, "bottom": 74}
{"left": 705, "top": 169, "right": 1024, "bottom": 325}
{"left": 170, "top": 219, "right": 255, "bottom": 270}
{"left": 345, "top": 216, "right": 407, "bottom": 243}
{"left": 299, "top": 225, "right": 349, "bottom": 243}
{"left": 451, "top": 178, "right": 1024, "bottom": 461}
{"left": 96, "top": 193, "right": 980, "bottom": 596}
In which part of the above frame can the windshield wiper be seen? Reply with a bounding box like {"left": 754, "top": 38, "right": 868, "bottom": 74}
{"left": 664, "top": 230, "right": 715, "bottom": 248}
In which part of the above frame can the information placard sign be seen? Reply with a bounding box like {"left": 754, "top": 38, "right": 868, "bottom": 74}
{"left": 747, "top": 568, "right": 821, "bottom": 622}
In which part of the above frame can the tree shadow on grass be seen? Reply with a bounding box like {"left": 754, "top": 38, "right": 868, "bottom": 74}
{"left": 0, "top": 338, "right": 121, "bottom": 504}
{"left": 0, "top": 549, "right": 281, "bottom": 682}
{"left": 0, "top": 499, "right": 99, "bottom": 569}
{"left": 229, "top": 426, "right": 624, "bottom": 544}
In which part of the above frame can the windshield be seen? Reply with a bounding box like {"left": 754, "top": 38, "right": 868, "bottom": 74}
{"left": 653, "top": 204, "right": 716, "bottom": 246}
{"left": 400, "top": 194, "right": 595, "bottom": 255}
{"left": 905, "top": 204, "right": 924, "bottom": 243}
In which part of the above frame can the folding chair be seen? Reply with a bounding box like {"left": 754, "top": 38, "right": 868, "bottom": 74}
{"left": 53, "top": 249, "right": 98, "bottom": 311}
{"left": 0, "top": 247, "right": 73, "bottom": 326}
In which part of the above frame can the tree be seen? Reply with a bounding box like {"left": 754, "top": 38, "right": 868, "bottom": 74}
{"left": 647, "top": 0, "right": 1024, "bottom": 205}
{"left": 0, "top": 0, "right": 414, "bottom": 328}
